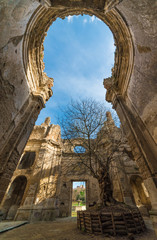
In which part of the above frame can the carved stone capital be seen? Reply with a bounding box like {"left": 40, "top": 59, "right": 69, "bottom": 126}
{"left": 103, "top": 77, "right": 118, "bottom": 105}
{"left": 103, "top": 77, "right": 114, "bottom": 90}
{"left": 31, "top": 92, "right": 46, "bottom": 109}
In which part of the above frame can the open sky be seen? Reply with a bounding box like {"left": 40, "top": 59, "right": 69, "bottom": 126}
{"left": 36, "top": 14, "right": 116, "bottom": 126}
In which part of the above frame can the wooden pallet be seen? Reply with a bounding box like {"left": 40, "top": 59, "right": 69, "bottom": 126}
{"left": 77, "top": 208, "right": 146, "bottom": 236}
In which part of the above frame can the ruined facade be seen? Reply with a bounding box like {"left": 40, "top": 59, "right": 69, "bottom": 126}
{"left": 1, "top": 115, "right": 151, "bottom": 221}
{"left": 1, "top": 117, "right": 62, "bottom": 221}
{"left": 0, "top": 0, "right": 156, "bottom": 233}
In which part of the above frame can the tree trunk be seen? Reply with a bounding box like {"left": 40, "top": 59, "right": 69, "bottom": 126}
{"left": 98, "top": 168, "right": 116, "bottom": 206}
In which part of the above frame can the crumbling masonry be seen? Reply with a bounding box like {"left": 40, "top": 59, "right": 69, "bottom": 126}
{"left": 1, "top": 115, "right": 151, "bottom": 221}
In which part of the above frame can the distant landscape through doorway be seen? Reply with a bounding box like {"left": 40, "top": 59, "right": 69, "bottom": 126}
{"left": 71, "top": 181, "right": 86, "bottom": 217}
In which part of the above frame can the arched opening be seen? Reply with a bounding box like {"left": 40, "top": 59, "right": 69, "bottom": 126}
{"left": 130, "top": 175, "right": 151, "bottom": 215}
{"left": 21, "top": 1, "right": 157, "bottom": 219}
{"left": 0, "top": 1, "right": 134, "bottom": 204}
{"left": 73, "top": 146, "right": 86, "bottom": 154}
{"left": 0, "top": 2, "right": 156, "bottom": 232}
{"left": 23, "top": 6, "right": 133, "bottom": 107}
{"left": 35, "top": 14, "right": 116, "bottom": 125}
{"left": 2, "top": 176, "right": 27, "bottom": 220}
{"left": 18, "top": 151, "right": 36, "bottom": 169}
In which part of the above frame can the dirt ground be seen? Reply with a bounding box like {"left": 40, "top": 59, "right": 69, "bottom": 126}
{"left": 0, "top": 217, "right": 156, "bottom": 240}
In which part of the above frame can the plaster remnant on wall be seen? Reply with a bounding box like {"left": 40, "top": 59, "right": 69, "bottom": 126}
{"left": 137, "top": 45, "right": 151, "bottom": 53}
{"left": 8, "top": 35, "right": 23, "bottom": 47}
{"left": 0, "top": 70, "right": 15, "bottom": 96}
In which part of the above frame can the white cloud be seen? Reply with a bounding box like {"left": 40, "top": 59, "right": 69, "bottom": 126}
{"left": 91, "top": 16, "right": 95, "bottom": 22}
{"left": 54, "top": 74, "right": 106, "bottom": 104}
{"left": 83, "top": 18, "right": 87, "bottom": 24}
{"left": 90, "top": 16, "right": 102, "bottom": 23}
{"left": 37, "top": 14, "right": 116, "bottom": 126}
{"left": 67, "top": 16, "right": 73, "bottom": 23}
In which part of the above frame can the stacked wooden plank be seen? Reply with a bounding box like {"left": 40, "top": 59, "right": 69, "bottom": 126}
{"left": 77, "top": 208, "right": 146, "bottom": 236}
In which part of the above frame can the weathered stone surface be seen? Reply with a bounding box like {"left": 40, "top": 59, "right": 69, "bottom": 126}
{"left": 1, "top": 116, "right": 150, "bottom": 222}
{"left": 0, "top": 0, "right": 157, "bottom": 233}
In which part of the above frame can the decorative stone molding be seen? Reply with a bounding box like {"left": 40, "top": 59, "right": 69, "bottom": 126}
{"left": 39, "top": 0, "right": 51, "bottom": 9}
{"left": 23, "top": 1, "right": 133, "bottom": 106}
{"left": 49, "top": 0, "right": 123, "bottom": 12}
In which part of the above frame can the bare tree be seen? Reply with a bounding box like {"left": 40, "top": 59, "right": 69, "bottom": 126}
{"left": 59, "top": 98, "right": 125, "bottom": 207}
{"left": 58, "top": 99, "right": 146, "bottom": 237}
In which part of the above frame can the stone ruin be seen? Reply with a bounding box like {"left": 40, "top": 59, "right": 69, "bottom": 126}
{"left": 0, "top": 0, "right": 156, "bottom": 234}
{"left": 0, "top": 114, "right": 151, "bottom": 223}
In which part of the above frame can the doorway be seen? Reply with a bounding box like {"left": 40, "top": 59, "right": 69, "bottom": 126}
{"left": 71, "top": 181, "right": 86, "bottom": 217}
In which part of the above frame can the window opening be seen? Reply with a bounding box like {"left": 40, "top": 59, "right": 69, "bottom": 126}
{"left": 73, "top": 146, "right": 86, "bottom": 153}
{"left": 18, "top": 151, "right": 36, "bottom": 169}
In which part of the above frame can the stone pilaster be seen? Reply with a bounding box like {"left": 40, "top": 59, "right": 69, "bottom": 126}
{"left": 111, "top": 93, "right": 157, "bottom": 211}
{"left": 0, "top": 95, "right": 44, "bottom": 203}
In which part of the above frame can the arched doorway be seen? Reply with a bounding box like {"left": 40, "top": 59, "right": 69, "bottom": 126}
{"left": 2, "top": 176, "right": 27, "bottom": 220}
{"left": 130, "top": 175, "right": 151, "bottom": 215}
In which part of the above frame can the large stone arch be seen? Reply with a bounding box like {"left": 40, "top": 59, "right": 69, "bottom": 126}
{"left": 0, "top": 0, "right": 157, "bottom": 216}
{"left": 1, "top": 175, "right": 27, "bottom": 220}
{"left": 23, "top": 5, "right": 133, "bottom": 102}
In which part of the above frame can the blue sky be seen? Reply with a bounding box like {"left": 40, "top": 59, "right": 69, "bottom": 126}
{"left": 36, "top": 15, "right": 116, "bottom": 126}
{"left": 73, "top": 181, "right": 86, "bottom": 189}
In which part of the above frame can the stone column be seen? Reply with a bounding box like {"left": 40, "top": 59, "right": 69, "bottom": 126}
{"left": 104, "top": 74, "right": 157, "bottom": 218}
{"left": 0, "top": 95, "right": 44, "bottom": 203}
{"left": 113, "top": 95, "right": 157, "bottom": 211}
{"left": 104, "top": 89, "right": 157, "bottom": 235}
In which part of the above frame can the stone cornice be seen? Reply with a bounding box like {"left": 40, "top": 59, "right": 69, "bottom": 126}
{"left": 31, "top": 92, "right": 45, "bottom": 108}
{"left": 28, "top": 138, "right": 61, "bottom": 148}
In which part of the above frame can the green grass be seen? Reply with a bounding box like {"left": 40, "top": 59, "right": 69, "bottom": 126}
{"left": 71, "top": 211, "right": 77, "bottom": 217}
{"left": 71, "top": 201, "right": 86, "bottom": 217}
{"left": 72, "top": 201, "right": 86, "bottom": 206}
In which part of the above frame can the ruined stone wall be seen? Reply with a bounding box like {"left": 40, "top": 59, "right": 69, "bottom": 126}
{"left": 117, "top": 0, "right": 157, "bottom": 144}
{"left": 0, "top": 0, "right": 156, "bottom": 222}
{"left": 1, "top": 116, "right": 148, "bottom": 221}
{"left": 57, "top": 139, "right": 101, "bottom": 217}
{"left": 0, "top": 0, "right": 53, "bottom": 202}
{"left": 1, "top": 118, "right": 62, "bottom": 221}
{"left": 104, "top": 0, "right": 157, "bottom": 213}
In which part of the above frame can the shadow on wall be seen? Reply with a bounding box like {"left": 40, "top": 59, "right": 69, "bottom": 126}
{"left": 18, "top": 152, "right": 36, "bottom": 169}
{"left": 1, "top": 165, "right": 60, "bottom": 221}
{"left": 130, "top": 175, "right": 152, "bottom": 215}
{"left": 1, "top": 176, "right": 27, "bottom": 220}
